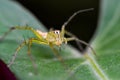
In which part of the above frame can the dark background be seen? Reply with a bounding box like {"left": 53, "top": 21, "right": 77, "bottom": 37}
{"left": 16, "top": 0, "right": 100, "bottom": 50}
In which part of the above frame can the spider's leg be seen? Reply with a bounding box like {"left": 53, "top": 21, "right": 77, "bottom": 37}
{"left": 49, "top": 44, "right": 68, "bottom": 70}
{"left": 64, "top": 30, "right": 84, "bottom": 51}
{"left": 0, "top": 26, "right": 44, "bottom": 41}
{"left": 65, "top": 31, "right": 96, "bottom": 56}
{"left": 27, "top": 38, "right": 48, "bottom": 73}
{"left": 8, "top": 38, "right": 48, "bottom": 71}
{"left": 27, "top": 38, "right": 37, "bottom": 73}
{"left": 8, "top": 40, "right": 27, "bottom": 67}
{"left": 75, "top": 40, "right": 84, "bottom": 51}
{"left": 0, "top": 27, "right": 15, "bottom": 41}
{"left": 61, "top": 8, "right": 94, "bottom": 37}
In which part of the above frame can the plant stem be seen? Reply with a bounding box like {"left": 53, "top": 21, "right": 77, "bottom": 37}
{"left": 84, "top": 53, "right": 108, "bottom": 80}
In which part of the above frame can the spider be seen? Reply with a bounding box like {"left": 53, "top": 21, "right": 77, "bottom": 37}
{"left": 0, "top": 8, "right": 96, "bottom": 72}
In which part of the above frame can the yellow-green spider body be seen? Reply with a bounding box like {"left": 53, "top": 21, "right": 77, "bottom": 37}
{"left": 0, "top": 8, "right": 95, "bottom": 72}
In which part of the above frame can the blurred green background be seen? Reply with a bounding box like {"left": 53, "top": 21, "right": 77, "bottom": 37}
{"left": 17, "top": 0, "right": 99, "bottom": 49}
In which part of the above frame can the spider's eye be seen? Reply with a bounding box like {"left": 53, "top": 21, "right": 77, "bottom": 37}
{"left": 54, "top": 30, "right": 60, "bottom": 34}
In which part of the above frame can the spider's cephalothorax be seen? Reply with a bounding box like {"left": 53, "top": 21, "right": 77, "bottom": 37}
{"left": 47, "top": 30, "right": 63, "bottom": 46}
{"left": 36, "top": 29, "right": 66, "bottom": 46}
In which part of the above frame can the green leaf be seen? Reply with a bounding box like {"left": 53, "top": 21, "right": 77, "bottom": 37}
{"left": 91, "top": 0, "right": 120, "bottom": 80}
